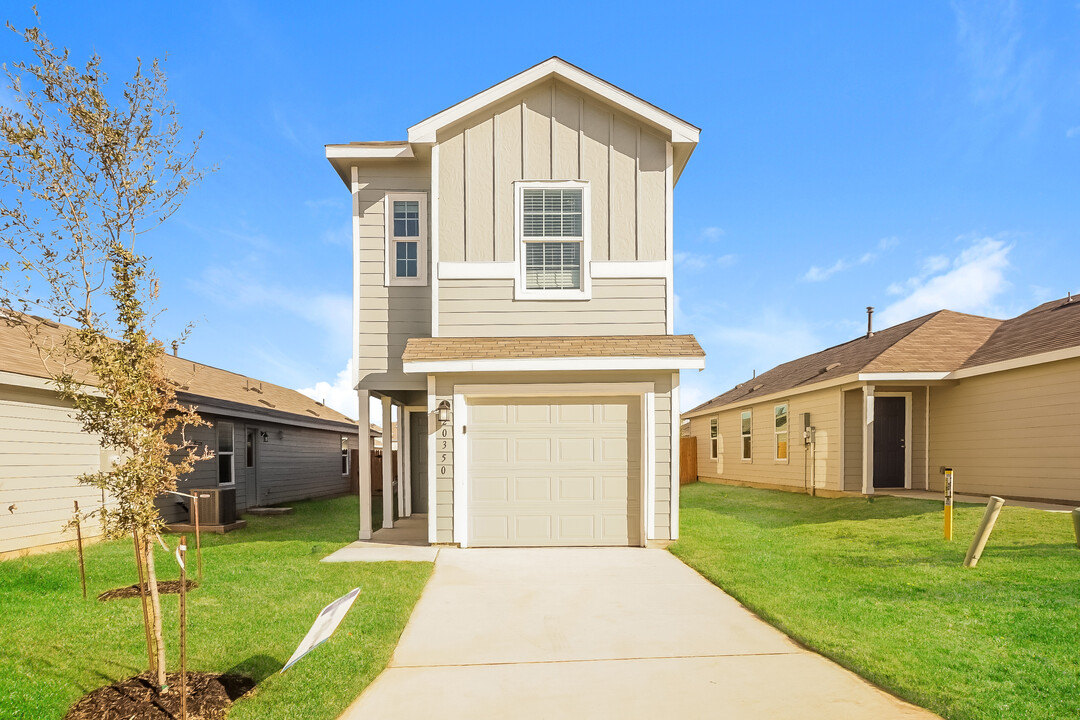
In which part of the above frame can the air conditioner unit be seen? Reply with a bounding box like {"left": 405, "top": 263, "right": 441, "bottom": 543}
{"left": 192, "top": 487, "right": 237, "bottom": 525}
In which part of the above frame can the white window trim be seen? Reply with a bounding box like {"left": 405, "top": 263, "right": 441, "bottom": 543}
{"left": 709, "top": 417, "right": 718, "bottom": 460}
{"left": 774, "top": 403, "right": 789, "bottom": 464}
{"left": 217, "top": 421, "right": 236, "bottom": 486}
{"left": 341, "top": 436, "right": 350, "bottom": 476}
{"left": 513, "top": 180, "right": 592, "bottom": 300}
{"left": 384, "top": 192, "right": 429, "bottom": 287}
{"left": 740, "top": 410, "right": 752, "bottom": 462}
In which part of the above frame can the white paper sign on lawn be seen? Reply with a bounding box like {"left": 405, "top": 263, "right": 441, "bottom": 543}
{"left": 281, "top": 587, "right": 361, "bottom": 672}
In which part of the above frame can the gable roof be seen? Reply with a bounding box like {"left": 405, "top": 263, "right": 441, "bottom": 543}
{"left": 686, "top": 310, "right": 1002, "bottom": 417}
{"left": 0, "top": 316, "right": 359, "bottom": 432}
{"left": 960, "top": 297, "right": 1080, "bottom": 369}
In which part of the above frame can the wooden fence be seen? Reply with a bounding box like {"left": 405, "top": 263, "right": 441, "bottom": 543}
{"left": 679, "top": 436, "right": 697, "bottom": 485}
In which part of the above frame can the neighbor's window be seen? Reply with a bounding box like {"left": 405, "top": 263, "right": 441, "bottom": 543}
{"left": 775, "top": 404, "right": 789, "bottom": 461}
{"left": 740, "top": 410, "right": 752, "bottom": 461}
{"left": 341, "top": 436, "right": 350, "bottom": 476}
{"left": 217, "top": 421, "right": 235, "bottom": 485}
{"left": 516, "top": 182, "right": 589, "bottom": 298}
{"left": 245, "top": 428, "right": 255, "bottom": 468}
{"left": 709, "top": 418, "right": 718, "bottom": 459}
{"left": 385, "top": 193, "right": 427, "bottom": 286}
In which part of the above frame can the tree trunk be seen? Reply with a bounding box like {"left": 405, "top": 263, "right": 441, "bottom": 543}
{"left": 144, "top": 537, "right": 168, "bottom": 689}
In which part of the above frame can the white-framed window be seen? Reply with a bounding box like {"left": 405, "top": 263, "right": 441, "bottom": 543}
{"left": 341, "top": 436, "right": 350, "bottom": 476}
{"left": 775, "top": 404, "right": 789, "bottom": 462}
{"left": 709, "top": 418, "right": 718, "bottom": 459}
{"left": 217, "top": 421, "right": 235, "bottom": 485}
{"left": 740, "top": 410, "right": 752, "bottom": 461}
{"left": 514, "top": 180, "right": 591, "bottom": 300}
{"left": 384, "top": 192, "right": 428, "bottom": 286}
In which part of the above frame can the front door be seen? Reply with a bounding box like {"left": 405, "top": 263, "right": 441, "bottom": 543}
{"left": 409, "top": 411, "right": 429, "bottom": 513}
{"left": 873, "top": 397, "right": 905, "bottom": 488}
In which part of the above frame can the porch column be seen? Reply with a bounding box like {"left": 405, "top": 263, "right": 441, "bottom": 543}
{"left": 357, "top": 389, "right": 372, "bottom": 540}
{"left": 396, "top": 403, "right": 406, "bottom": 519}
{"left": 402, "top": 409, "right": 412, "bottom": 517}
{"left": 862, "top": 385, "right": 875, "bottom": 494}
{"left": 382, "top": 394, "right": 394, "bottom": 529}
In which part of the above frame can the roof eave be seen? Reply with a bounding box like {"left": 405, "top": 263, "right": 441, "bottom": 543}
{"left": 403, "top": 355, "right": 705, "bottom": 374}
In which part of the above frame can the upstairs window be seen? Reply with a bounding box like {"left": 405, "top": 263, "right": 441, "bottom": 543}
{"left": 385, "top": 193, "right": 427, "bottom": 286}
{"left": 709, "top": 418, "right": 718, "bottom": 459}
{"left": 515, "top": 181, "right": 591, "bottom": 299}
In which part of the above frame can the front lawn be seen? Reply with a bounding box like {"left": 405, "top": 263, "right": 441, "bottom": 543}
{"left": 671, "top": 483, "right": 1080, "bottom": 720}
{"left": 0, "top": 495, "right": 431, "bottom": 719}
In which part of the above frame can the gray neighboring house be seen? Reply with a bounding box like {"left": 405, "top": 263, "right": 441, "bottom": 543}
{"left": 0, "top": 317, "right": 359, "bottom": 557}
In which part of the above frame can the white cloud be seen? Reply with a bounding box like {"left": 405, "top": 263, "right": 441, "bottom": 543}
{"left": 1067, "top": 126, "right": 1080, "bottom": 138}
{"left": 802, "top": 237, "right": 895, "bottom": 282}
{"left": 700, "top": 227, "right": 725, "bottom": 241}
{"left": 676, "top": 251, "right": 737, "bottom": 270}
{"left": 297, "top": 359, "right": 358, "bottom": 420}
{"left": 877, "top": 237, "right": 1012, "bottom": 327}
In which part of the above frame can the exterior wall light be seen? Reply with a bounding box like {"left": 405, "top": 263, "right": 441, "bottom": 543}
{"left": 436, "top": 399, "right": 451, "bottom": 425}
{"left": 260, "top": 431, "right": 269, "bottom": 442}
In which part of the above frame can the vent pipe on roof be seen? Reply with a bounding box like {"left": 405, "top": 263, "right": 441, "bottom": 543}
{"left": 1067, "top": 292, "right": 1073, "bottom": 305}
{"left": 866, "top": 306, "right": 875, "bottom": 338}
{"left": 171, "top": 341, "right": 178, "bottom": 357}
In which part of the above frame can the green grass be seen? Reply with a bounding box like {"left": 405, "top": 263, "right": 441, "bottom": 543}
{"left": 670, "top": 483, "right": 1080, "bottom": 720}
{"left": 0, "top": 496, "right": 431, "bottom": 719}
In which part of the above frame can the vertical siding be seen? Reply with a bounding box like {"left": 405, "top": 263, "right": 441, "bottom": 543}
{"left": 354, "top": 161, "right": 432, "bottom": 388}
{"left": 691, "top": 387, "right": 843, "bottom": 492}
{"left": 436, "top": 79, "right": 670, "bottom": 267}
{"left": 928, "top": 358, "right": 1080, "bottom": 502}
{"left": 0, "top": 387, "right": 110, "bottom": 555}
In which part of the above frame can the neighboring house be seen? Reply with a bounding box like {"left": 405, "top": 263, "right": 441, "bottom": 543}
{"left": 683, "top": 298, "right": 1080, "bottom": 504}
{"left": 326, "top": 57, "right": 705, "bottom": 547}
{"left": 0, "top": 317, "right": 359, "bottom": 557}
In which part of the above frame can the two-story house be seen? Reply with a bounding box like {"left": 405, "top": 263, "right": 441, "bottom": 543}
{"left": 326, "top": 58, "right": 704, "bottom": 548}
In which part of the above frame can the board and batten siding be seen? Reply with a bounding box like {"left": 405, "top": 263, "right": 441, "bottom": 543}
{"left": 354, "top": 160, "right": 432, "bottom": 388}
{"left": 438, "top": 277, "right": 666, "bottom": 337}
{"left": 433, "top": 370, "right": 675, "bottom": 543}
{"left": 927, "top": 358, "right": 1080, "bottom": 503}
{"left": 691, "top": 387, "right": 842, "bottom": 493}
{"left": 0, "top": 386, "right": 114, "bottom": 556}
{"left": 437, "top": 79, "right": 669, "bottom": 264}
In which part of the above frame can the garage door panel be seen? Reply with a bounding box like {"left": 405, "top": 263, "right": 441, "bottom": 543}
{"left": 468, "top": 396, "right": 641, "bottom": 547}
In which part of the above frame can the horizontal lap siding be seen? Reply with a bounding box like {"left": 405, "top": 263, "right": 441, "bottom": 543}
{"left": 929, "top": 358, "right": 1080, "bottom": 502}
{"left": 355, "top": 161, "right": 431, "bottom": 388}
{"left": 843, "top": 389, "right": 863, "bottom": 491}
{"left": 691, "top": 387, "right": 842, "bottom": 492}
{"left": 0, "top": 388, "right": 110, "bottom": 554}
{"left": 438, "top": 278, "right": 667, "bottom": 337}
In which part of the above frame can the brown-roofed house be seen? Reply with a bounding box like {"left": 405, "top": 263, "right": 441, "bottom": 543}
{"left": 683, "top": 297, "right": 1080, "bottom": 504}
{"left": 0, "top": 316, "right": 359, "bottom": 557}
{"left": 327, "top": 58, "right": 704, "bottom": 547}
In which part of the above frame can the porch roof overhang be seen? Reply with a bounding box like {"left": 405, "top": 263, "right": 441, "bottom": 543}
{"left": 401, "top": 335, "right": 706, "bottom": 374}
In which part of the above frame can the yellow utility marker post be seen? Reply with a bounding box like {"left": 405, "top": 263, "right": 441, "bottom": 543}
{"left": 943, "top": 467, "right": 954, "bottom": 541}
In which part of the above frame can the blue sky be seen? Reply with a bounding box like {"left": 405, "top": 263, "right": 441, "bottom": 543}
{"left": 3, "top": 1, "right": 1079, "bottom": 417}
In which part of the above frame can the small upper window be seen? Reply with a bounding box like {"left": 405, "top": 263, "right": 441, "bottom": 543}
{"left": 709, "top": 418, "right": 718, "bottom": 459}
{"left": 740, "top": 410, "right": 752, "bottom": 461}
{"left": 515, "top": 182, "right": 590, "bottom": 299}
{"left": 217, "top": 421, "right": 235, "bottom": 485}
{"left": 385, "top": 193, "right": 427, "bottom": 286}
{"left": 775, "top": 404, "right": 789, "bottom": 461}
{"left": 341, "top": 436, "right": 350, "bottom": 476}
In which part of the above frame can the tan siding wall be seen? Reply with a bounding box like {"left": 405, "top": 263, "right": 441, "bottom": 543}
{"left": 843, "top": 389, "right": 863, "bottom": 491}
{"left": 354, "top": 160, "right": 432, "bottom": 388}
{"left": 691, "top": 387, "right": 843, "bottom": 492}
{"left": 434, "top": 370, "right": 675, "bottom": 542}
{"left": 928, "top": 358, "right": 1080, "bottom": 502}
{"left": 439, "top": 277, "right": 666, "bottom": 337}
{"left": 0, "top": 387, "right": 110, "bottom": 554}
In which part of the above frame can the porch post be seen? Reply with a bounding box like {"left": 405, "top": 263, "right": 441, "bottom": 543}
{"left": 862, "top": 384, "right": 875, "bottom": 494}
{"left": 382, "top": 395, "right": 394, "bottom": 529}
{"left": 357, "top": 389, "right": 372, "bottom": 540}
{"left": 402, "top": 408, "right": 412, "bottom": 517}
{"left": 397, "top": 403, "right": 406, "bottom": 519}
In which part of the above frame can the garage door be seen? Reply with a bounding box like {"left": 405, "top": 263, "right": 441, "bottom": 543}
{"left": 467, "top": 396, "right": 641, "bottom": 547}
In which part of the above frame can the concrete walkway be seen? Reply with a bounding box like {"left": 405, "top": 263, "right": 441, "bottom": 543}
{"left": 339, "top": 548, "right": 938, "bottom": 719}
{"left": 322, "top": 514, "right": 439, "bottom": 562}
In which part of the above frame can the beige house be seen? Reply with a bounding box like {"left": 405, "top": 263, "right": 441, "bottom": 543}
{"left": 683, "top": 298, "right": 1080, "bottom": 504}
{"left": 326, "top": 58, "right": 705, "bottom": 547}
{"left": 0, "top": 317, "right": 359, "bottom": 557}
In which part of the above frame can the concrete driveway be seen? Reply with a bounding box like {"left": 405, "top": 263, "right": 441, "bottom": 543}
{"left": 340, "top": 548, "right": 937, "bottom": 719}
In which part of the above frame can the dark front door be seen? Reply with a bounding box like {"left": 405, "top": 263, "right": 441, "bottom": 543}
{"left": 409, "top": 411, "right": 429, "bottom": 514}
{"left": 873, "top": 397, "right": 905, "bottom": 488}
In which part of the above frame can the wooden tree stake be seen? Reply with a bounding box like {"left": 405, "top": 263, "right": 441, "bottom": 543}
{"left": 179, "top": 534, "right": 188, "bottom": 720}
{"left": 133, "top": 530, "right": 156, "bottom": 673}
{"left": 74, "top": 500, "right": 87, "bottom": 600}
{"left": 193, "top": 498, "right": 203, "bottom": 583}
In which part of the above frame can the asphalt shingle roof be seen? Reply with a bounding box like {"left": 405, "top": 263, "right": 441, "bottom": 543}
{"left": 403, "top": 335, "right": 705, "bottom": 363}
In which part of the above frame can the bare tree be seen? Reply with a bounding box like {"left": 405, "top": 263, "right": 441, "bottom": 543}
{"left": 0, "top": 12, "right": 210, "bottom": 690}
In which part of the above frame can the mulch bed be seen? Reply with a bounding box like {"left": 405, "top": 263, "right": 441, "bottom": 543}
{"left": 98, "top": 580, "right": 198, "bottom": 602}
{"left": 65, "top": 671, "right": 255, "bottom": 720}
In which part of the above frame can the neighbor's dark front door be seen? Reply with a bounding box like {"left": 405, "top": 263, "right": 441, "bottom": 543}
{"left": 409, "top": 411, "right": 429, "bottom": 514}
{"left": 873, "top": 397, "right": 905, "bottom": 488}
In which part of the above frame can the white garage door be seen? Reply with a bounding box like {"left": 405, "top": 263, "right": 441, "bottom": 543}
{"left": 467, "top": 396, "right": 641, "bottom": 547}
